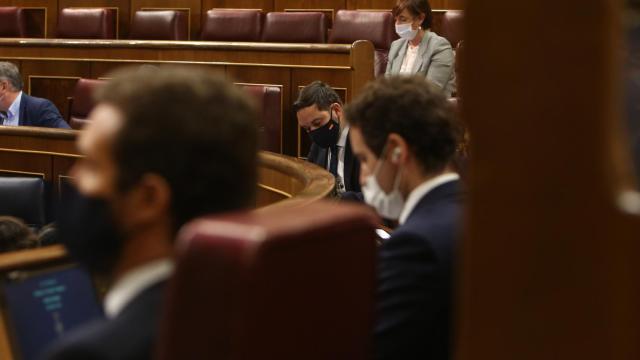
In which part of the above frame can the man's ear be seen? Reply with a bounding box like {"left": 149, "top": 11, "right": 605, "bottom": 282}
{"left": 386, "top": 133, "right": 409, "bottom": 166}
{"left": 124, "top": 174, "right": 172, "bottom": 228}
{"left": 333, "top": 103, "right": 344, "bottom": 121}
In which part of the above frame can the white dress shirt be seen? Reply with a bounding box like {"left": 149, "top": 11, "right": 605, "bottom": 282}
{"left": 398, "top": 173, "right": 460, "bottom": 225}
{"left": 399, "top": 43, "right": 420, "bottom": 74}
{"left": 327, "top": 126, "right": 349, "bottom": 193}
{"left": 0, "top": 91, "right": 22, "bottom": 126}
{"left": 104, "top": 258, "right": 174, "bottom": 318}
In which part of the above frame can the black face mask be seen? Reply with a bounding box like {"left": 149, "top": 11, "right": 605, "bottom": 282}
{"left": 56, "top": 185, "right": 125, "bottom": 276}
{"left": 309, "top": 115, "right": 340, "bottom": 149}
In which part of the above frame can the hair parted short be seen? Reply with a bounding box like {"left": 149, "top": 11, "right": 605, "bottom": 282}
{"left": 345, "top": 75, "right": 460, "bottom": 174}
{"left": 0, "top": 62, "right": 24, "bottom": 91}
{"left": 292, "top": 81, "right": 343, "bottom": 114}
{"left": 95, "top": 66, "right": 259, "bottom": 230}
{"left": 0, "top": 216, "right": 39, "bottom": 252}
{"left": 393, "top": 0, "right": 433, "bottom": 29}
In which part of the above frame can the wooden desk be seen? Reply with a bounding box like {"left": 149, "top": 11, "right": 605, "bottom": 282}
{"left": 0, "top": 38, "right": 375, "bottom": 156}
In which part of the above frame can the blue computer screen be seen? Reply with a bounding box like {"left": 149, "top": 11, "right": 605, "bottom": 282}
{"left": 3, "top": 266, "right": 103, "bottom": 360}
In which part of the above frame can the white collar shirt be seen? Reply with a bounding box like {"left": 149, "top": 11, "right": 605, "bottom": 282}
{"left": 103, "top": 258, "right": 174, "bottom": 319}
{"left": 0, "top": 91, "right": 22, "bottom": 126}
{"left": 398, "top": 172, "right": 460, "bottom": 225}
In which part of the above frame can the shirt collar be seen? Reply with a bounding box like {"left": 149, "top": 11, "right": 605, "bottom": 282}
{"left": 337, "top": 125, "right": 349, "bottom": 147}
{"left": 398, "top": 172, "right": 460, "bottom": 225}
{"left": 104, "top": 258, "right": 174, "bottom": 318}
{"left": 7, "top": 91, "right": 22, "bottom": 118}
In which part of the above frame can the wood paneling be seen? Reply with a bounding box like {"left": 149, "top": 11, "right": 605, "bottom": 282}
{"left": 58, "top": 0, "right": 131, "bottom": 38}
{"left": 131, "top": 0, "right": 201, "bottom": 39}
{"left": 0, "top": 39, "right": 373, "bottom": 156}
{"left": 202, "top": 0, "right": 273, "bottom": 12}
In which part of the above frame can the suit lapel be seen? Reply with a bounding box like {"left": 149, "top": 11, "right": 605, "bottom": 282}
{"left": 392, "top": 39, "right": 409, "bottom": 73}
{"left": 411, "top": 31, "right": 433, "bottom": 74}
{"left": 343, "top": 139, "right": 355, "bottom": 191}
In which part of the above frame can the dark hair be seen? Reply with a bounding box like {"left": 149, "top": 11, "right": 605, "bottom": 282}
{"left": 95, "top": 66, "right": 258, "bottom": 231}
{"left": 393, "top": 0, "right": 433, "bottom": 29}
{"left": 0, "top": 62, "right": 23, "bottom": 91}
{"left": 345, "top": 76, "right": 459, "bottom": 174}
{"left": 292, "top": 81, "right": 343, "bottom": 114}
{"left": 0, "top": 216, "right": 39, "bottom": 252}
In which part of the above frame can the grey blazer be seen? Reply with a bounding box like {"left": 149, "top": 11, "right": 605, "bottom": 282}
{"left": 386, "top": 31, "right": 456, "bottom": 97}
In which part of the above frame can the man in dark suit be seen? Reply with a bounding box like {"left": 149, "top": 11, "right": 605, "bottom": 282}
{"left": 346, "top": 75, "right": 463, "bottom": 359}
{"left": 0, "top": 62, "right": 69, "bottom": 129}
{"left": 43, "top": 67, "right": 259, "bottom": 359}
{"left": 293, "top": 81, "right": 362, "bottom": 200}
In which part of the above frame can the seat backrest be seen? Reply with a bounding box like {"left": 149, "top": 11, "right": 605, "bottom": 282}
{"left": 329, "top": 10, "right": 396, "bottom": 50}
{"left": 157, "top": 201, "right": 378, "bottom": 360}
{"left": 262, "top": 12, "right": 326, "bottom": 43}
{"left": 0, "top": 7, "right": 27, "bottom": 38}
{"left": 57, "top": 8, "right": 117, "bottom": 39}
{"left": 0, "top": 177, "right": 45, "bottom": 228}
{"left": 130, "top": 10, "right": 188, "bottom": 40}
{"left": 240, "top": 84, "right": 282, "bottom": 153}
{"left": 68, "top": 78, "right": 106, "bottom": 129}
{"left": 201, "top": 9, "right": 263, "bottom": 41}
{"left": 440, "top": 10, "right": 464, "bottom": 48}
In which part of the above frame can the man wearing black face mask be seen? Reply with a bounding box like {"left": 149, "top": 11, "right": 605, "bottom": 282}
{"left": 44, "top": 67, "right": 258, "bottom": 360}
{"left": 293, "top": 81, "right": 362, "bottom": 201}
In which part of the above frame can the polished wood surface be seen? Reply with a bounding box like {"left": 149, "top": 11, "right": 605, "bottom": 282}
{"left": 0, "top": 38, "right": 374, "bottom": 155}
{"left": 457, "top": 0, "right": 639, "bottom": 359}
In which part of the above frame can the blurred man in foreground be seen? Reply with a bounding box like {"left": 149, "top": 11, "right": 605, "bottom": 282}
{"left": 346, "top": 75, "right": 463, "bottom": 359}
{"left": 44, "top": 67, "right": 258, "bottom": 359}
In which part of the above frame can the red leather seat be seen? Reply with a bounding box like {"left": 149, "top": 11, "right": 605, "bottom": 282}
{"left": 329, "top": 10, "right": 397, "bottom": 77}
{"left": 440, "top": 10, "right": 464, "bottom": 48}
{"left": 157, "top": 201, "right": 378, "bottom": 360}
{"left": 262, "top": 12, "right": 327, "bottom": 43}
{"left": 57, "top": 8, "right": 117, "bottom": 39}
{"left": 130, "top": 10, "right": 188, "bottom": 40}
{"left": 201, "top": 9, "right": 263, "bottom": 42}
{"left": 0, "top": 7, "right": 27, "bottom": 38}
{"left": 240, "top": 84, "right": 282, "bottom": 153}
{"left": 67, "top": 78, "right": 106, "bottom": 129}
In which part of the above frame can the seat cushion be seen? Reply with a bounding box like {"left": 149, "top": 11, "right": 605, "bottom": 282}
{"left": 0, "top": 7, "right": 26, "bottom": 38}
{"left": 68, "top": 78, "right": 106, "bottom": 129}
{"left": 0, "top": 177, "right": 45, "bottom": 227}
{"left": 329, "top": 10, "right": 397, "bottom": 50}
{"left": 440, "top": 10, "right": 464, "bottom": 48}
{"left": 130, "top": 10, "right": 188, "bottom": 40}
{"left": 201, "top": 9, "right": 263, "bottom": 41}
{"left": 262, "top": 12, "right": 326, "bottom": 43}
{"left": 57, "top": 8, "right": 117, "bottom": 39}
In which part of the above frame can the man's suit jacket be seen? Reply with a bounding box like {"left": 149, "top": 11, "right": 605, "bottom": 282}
{"left": 307, "top": 138, "right": 362, "bottom": 196}
{"left": 386, "top": 31, "right": 456, "bottom": 97}
{"left": 42, "top": 281, "right": 166, "bottom": 360}
{"left": 375, "top": 180, "right": 462, "bottom": 360}
{"left": 19, "top": 93, "right": 70, "bottom": 129}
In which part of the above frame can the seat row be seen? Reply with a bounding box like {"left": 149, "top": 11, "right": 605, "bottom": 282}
{"left": 0, "top": 7, "right": 463, "bottom": 49}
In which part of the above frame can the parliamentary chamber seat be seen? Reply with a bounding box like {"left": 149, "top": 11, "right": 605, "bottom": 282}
{"left": 261, "top": 12, "right": 327, "bottom": 43}
{"left": 200, "top": 9, "right": 263, "bottom": 42}
{"left": 157, "top": 201, "right": 378, "bottom": 359}
{"left": 0, "top": 7, "right": 27, "bottom": 38}
{"left": 129, "top": 10, "right": 188, "bottom": 40}
{"left": 56, "top": 8, "right": 117, "bottom": 39}
{"left": 0, "top": 177, "right": 45, "bottom": 229}
{"left": 67, "top": 78, "right": 105, "bottom": 130}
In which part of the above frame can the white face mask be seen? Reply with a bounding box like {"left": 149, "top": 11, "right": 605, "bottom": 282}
{"left": 362, "top": 148, "right": 405, "bottom": 220}
{"left": 395, "top": 22, "right": 418, "bottom": 40}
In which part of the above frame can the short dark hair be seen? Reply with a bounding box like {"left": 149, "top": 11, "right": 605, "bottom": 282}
{"left": 95, "top": 66, "right": 258, "bottom": 230}
{"left": 0, "top": 62, "right": 24, "bottom": 91}
{"left": 292, "top": 81, "right": 343, "bottom": 114}
{"left": 393, "top": 0, "right": 433, "bottom": 29}
{"left": 345, "top": 76, "right": 459, "bottom": 174}
{"left": 0, "top": 216, "right": 39, "bottom": 252}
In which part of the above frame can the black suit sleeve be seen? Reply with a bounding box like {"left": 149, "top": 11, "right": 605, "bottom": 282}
{"left": 36, "top": 100, "right": 70, "bottom": 129}
{"left": 375, "top": 232, "right": 447, "bottom": 360}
